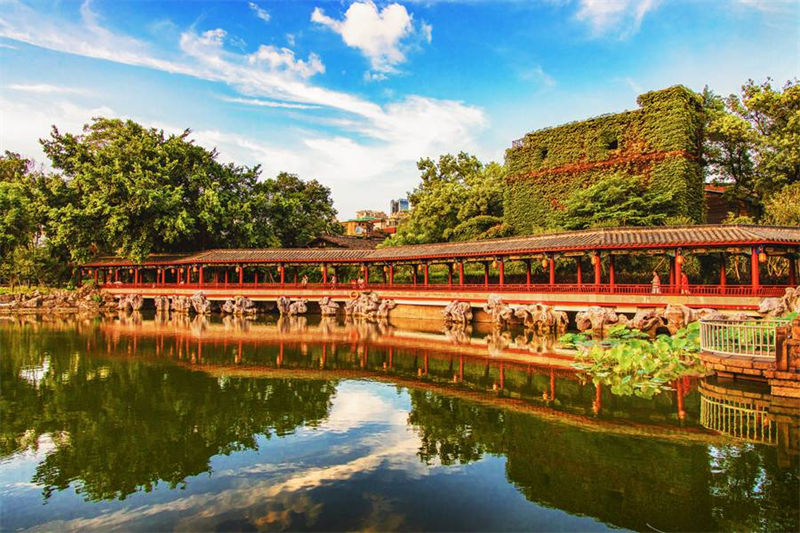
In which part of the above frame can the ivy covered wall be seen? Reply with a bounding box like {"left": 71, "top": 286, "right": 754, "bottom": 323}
{"left": 504, "top": 85, "right": 705, "bottom": 232}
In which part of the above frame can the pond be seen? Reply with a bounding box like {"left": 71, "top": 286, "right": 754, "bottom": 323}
{"left": 1, "top": 314, "right": 798, "bottom": 532}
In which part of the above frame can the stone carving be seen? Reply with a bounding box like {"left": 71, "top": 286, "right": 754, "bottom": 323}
{"left": 575, "top": 306, "right": 629, "bottom": 334}
{"left": 442, "top": 301, "right": 473, "bottom": 327}
{"left": 513, "top": 303, "right": 568, "bottom": 334}
{"left": 116, "top": 294, "right": 143, "bottom": 312}
{"left": 170, "top": 295, "right": 192, "bottom": 314}
{"left": 662, "top": 304, "right": 700, "bottom": 335}
{"left": 483, "top": 295, "right": 514, "bottom": 328}
{"left": 319, "top": 297, "right": 340, "bottom": 316}
{"left": 190, "top": 292, "right": 212, "bottom": 315}
{"left": 344, "top": 292, "right": 396, "bottom": 321}
{"left": 222, "top": 296, "right": 257, "bottom": 316}
{"left": 153, "top": 295, "right": 170, "bottom": 314}
{"left": 758, "top": 286, "right": 800, "bottom": 317}
{"left": 277, "top": 296, "right": 308, "bottom": 316}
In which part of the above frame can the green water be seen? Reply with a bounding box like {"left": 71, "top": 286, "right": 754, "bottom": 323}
{"left": 0, "top": 315, "right": 797, "bottom": 532}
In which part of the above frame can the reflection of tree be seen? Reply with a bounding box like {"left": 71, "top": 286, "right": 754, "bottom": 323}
{"left": 1, "top": 329, "right": 336, "bottom": 502}
{"left": 407, "top": 390, "right": 799, "bottom": 532}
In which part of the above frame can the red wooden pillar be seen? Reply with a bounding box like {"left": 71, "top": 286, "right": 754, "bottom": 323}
{"left": 608, "top": 255, "right": 615, "bottom": 291}
{"left": 593, "top": 253, "right": 601, "bottom": 288}
{"left": 525, "top": 260, "right": 531, "bottom": 286}
{"left": 423, "top": 263, "right": 429, "bottom": 286}
{"left": 675, "top": 252, "right": 683, "bottom": 295}
{"left": 93, "top": 269, "right": 98, "bottom": 286}
{"left": 459, "top": 261, "right": 465, "bottom": 285}
{"left": 114, "top": 269, "right": 119, "bottom": 283}
{"left": 498, "top": 260, "right": 505, "bottom": 286}
{"left": 447, "top": 264, "right": 453, "bottom": 285}
{"left": 294, "top": 267, "right": 298, "bottom": 284}
{"left": 225, "top": 269, "right": 229, "bottom": 285}
{"left": 576, "top": 258, "right": 583, "bottom": 286}
{"left": 484, "top": 262, "right": 489, "bottom": 287}
{"left": 788, "top": 256, "right": 796, "bottom": 286}
{"left": 388, "top": 264, "right": 393, "bottom": 285}
{"left": 135, "top": 268, "right": 140, "bottom": 286}
{"left": 323, "top": 263, "right": 329, "bottom": 283}
{"left": 751, "top": 248, "right": 760, "bottom": 294}
{"left": 548, "top": 255, "right": 555, "bottom": 286}
{"left": 720, "top": 254, "right": 727, "bottom": 293}
{"left": 239, "top": 265, "right": 244, "bottom": 285}
{"left": 280, "top": 264, "right": 285, "bottom": 284}
{"left": 198, "top": 266, "right": 204, "bottom": 287}
{"left": 413, "top": 265, "right": 418, "bottom": 286}
{"left": 364, "top": 265, "right": 370, "bottom": 284}
{"left": 254, "top": 270, "right": 258, "bottom": 284}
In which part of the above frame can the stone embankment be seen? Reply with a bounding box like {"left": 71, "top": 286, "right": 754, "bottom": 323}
{"left": 0, "top": 287, "right": 116, "bottom": 315}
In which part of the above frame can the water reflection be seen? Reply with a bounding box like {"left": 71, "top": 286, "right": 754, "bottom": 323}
{"left": 0, "top": 316, "right": 797, "bottom": 532}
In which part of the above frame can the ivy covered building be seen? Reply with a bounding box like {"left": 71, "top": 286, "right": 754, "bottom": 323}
{"left": 504, "top": 85, "right": 705, "bottom": 233}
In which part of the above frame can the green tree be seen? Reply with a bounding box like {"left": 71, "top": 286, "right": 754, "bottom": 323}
{"left": 560, "top": 174, "right": 676, "bottom": 229}
{"left": 763, "top": 182, "right": 800, "bottom": 226}
{"left": 383, "top": 153, "right": 506, "bottom": 246}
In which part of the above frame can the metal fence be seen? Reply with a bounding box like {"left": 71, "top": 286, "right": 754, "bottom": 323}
{"left": 699, "top": 319, "right": 787, "bottom": 359}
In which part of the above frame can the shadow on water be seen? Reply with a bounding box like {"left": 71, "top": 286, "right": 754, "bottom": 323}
{"left": 0, "top": 313, "right": 798, "bottom": 532}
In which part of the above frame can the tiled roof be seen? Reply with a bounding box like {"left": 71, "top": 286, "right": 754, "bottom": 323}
{"left": 307, "top": 235, "right": 385, "bottom": 249}
{"left": 82, "top": 225, "right": 800, "bottom": 266}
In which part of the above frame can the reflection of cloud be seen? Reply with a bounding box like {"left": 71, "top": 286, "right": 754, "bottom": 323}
{"left": 28, "top": 381, "right": 428, "bottom": 532}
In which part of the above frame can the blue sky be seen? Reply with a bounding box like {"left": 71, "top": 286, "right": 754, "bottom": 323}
{"left": 1, "top": 0, "right": 797, "bottom": 218}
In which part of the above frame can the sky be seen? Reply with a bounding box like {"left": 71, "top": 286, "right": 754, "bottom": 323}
{"left": 0, "top": 0, "right": 798, "bottom": 219}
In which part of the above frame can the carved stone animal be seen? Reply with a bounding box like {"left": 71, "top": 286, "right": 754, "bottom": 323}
{"left": 319, "top": 297, "right": 339, "bottom": 316}
{"left": 344, "top": 291, "right": 393, "bottom": 321}
{"left": 442, "top": 301, "right": 473, "bottom": 327}
{"left": 484, "top": 295, "right": 514, "bottom": 328}
{"left": 575, "top": 306, "right": 628, "bottom": 335}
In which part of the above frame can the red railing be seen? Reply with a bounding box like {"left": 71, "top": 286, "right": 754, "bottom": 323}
{"left": 98, "top": 281, "right": 788, "bottom": 297}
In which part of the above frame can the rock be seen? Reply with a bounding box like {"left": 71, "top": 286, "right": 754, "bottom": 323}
{"left": 443, "top": 301, "right": 473, "bottom": 327}
{"left": 344, "top": 291, "right": 395, "bottom": 321}
{"left": 115, "top": 294, "right": 143, "bottom": 312}
{"left": 288, "top": 299, "right": 308, "bottom": 316}
{"left": 483, "top": 295, "right": 514, "bottom": 328}
{"left": 759, "top": 286, "right": 800, "bottom": 317}
{"left": 170, "top": 295, "right": 192, "bottom": 314}
{"left": 630, "top": 308, "right": 665, "bottom": 335}
{"left": 514, "top": 303, "right": 568, "bottom": 334}
{"left": 190, "top": 292, "right": 211, "bottom": 314}
{"left": 575, "top": 306, "right": 628, "bottom": 335}
{"left": 661, "top": 304, "right": 696, "bottom": 335}
{"left": 154, "top": 296, "right": 170, "bottom": 313}
{"left": 319, "top": 297, "right": 339, "bottom": 316}
{"left": 222, "top": 296, "right": 256, "bottom": 315}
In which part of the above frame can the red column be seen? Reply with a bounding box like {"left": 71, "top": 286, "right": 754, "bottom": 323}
{"left": 323, "top": 263, "right": 328, "bottom": 283}
{"left": 459, "top": 262, "right": 465, "bottom": 285}
{"left": 576, "top": 258, "right": 583, "bottom": 285}
{"left": 720, "top": 254, "right": 727, "bottom": 293}
{"left": 608, "top": 255, "right": 615, "bottom": 291}
{"left": 239, "top": 265, "right": 244, "bottom": 285}
{"left": 675, "top": 253, "right": 683, "bottom": 295}
{"left": 254, "top": 270, "right": 258, "bottom": 284}
{"left": 294, "top": 267, "right": 298, "bottom": 284}
{"left": 413, "top": 265, "right": 418, "bottom": 286}
{"left": 499, "top": 260, "right": 505, "bottom": 286}
{"left": 447, "top": 264, "right": 453, "bottom": 285}
{"left": 788, "top": 256, "right": 797, "bottom": 286}
{"left": 525, "top": 260, "right": 531, "bottom": 286}
{"left": 388, "top": 264, "right": 393, "bottom": 285}
{"left": 548, "top": 256, "right": 555, "bottom": 286}
{"left": 751, "top": 248, "right": 760, "bottom": 294}
{"left": 135, "top": 268, "right": 140, "bottom": 286}
{"left": 280, "top": 265, "right": 285, "bottom": 284}
{"left": 199, "top": 266, "right": 204, "bottom": 287}
{"left": 364, "top": 265, "right": 370, "bottom": 284}
{"left": 484, "top": 262, "right": 489, "bottom": 287}
{"left": 423, "top": 263, "right": 429, "bottom": 286}
{"left": 225, "top": 270, "right": 229, "bottom": 285}
{"left": 114, "top": 269, "right": 119, "bottom": 283}
{"left": 593, "top": 254, "right": 601, "bottom": 288}
{"left": 93, "top": 269, "right": 98, "bottom": 286}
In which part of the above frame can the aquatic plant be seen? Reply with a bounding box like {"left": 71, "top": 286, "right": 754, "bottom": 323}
{"left": 561, "top": 322, "right": 706, "bottom": 398}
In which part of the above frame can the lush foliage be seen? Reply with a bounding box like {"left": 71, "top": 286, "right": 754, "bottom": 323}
{"left": 763, "top": 182, "right": 800, "bottom": 226}
{"left": 561, "top": 322, "right": 706, "bottom": 398}
{"left": 504, "top": 85, "right": 705, "bottom": 232}
{"left": 560, "top": 173, "right": 677, "bottom": 229}
{"left": 703, "top": 79, "right": 799, "bottom": 218}
{"left": 0, "top": 118, "right": 340, "bottom": 284}
{"left": 381, "top": 152, "right": 508, "bottom": 246}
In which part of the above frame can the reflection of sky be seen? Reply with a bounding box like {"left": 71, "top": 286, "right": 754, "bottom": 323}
{"left": 1, "top": 381, "right": 613, "bottom": 532}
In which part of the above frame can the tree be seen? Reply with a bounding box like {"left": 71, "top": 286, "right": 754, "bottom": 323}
{"left": 702, "top": 79, "right": 799, "bottom": 214}
{"left": 763, "top": 183, "right": 800, "bottom": 226}
{"left": 383, "top": 153, "right": 506, "bottom": 246}
{"left": 560, "top": 174, "right": 676, "bottom": 229}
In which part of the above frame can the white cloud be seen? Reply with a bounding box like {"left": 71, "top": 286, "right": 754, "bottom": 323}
{"left": 3, "top": 83, "right": 90, "bottom": 95}
{"left": 219, "top": 96, "right": 320, "bottom": 110}
{"left": 575, "top": 0, "right": 660, "bottom": 37}
{"left": 248, "top": 2, "right": 270, "bottom": 23}
{"left": 248, "top": 44, "right": 325, "bottom": 79}
{"left": 311, "top": 1, "right": 426, "bottom": 76}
